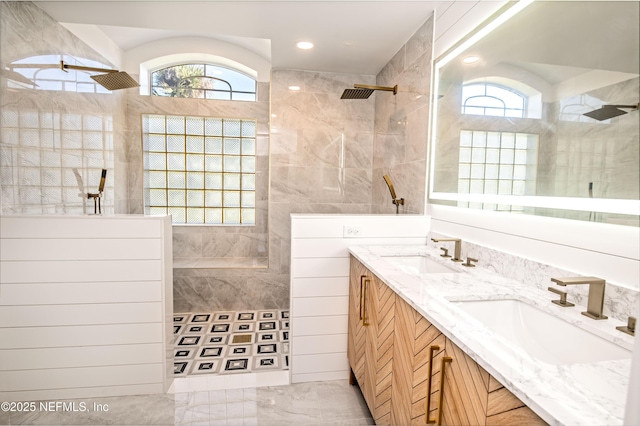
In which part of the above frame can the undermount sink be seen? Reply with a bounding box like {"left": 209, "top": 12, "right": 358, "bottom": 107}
{"left": 453, "top": 299, "right": 631, "bottom": 365}
{"left": 382, "top": 255, "right": 460, "bottom": 274}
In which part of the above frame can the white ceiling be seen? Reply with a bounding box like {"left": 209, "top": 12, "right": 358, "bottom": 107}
{"left": 34, "top": 1, "right": 444, "bottom": 76}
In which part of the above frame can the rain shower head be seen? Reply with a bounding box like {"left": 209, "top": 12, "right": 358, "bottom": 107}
{"left": 583, "top": 103, "right": 638, "bottom": 121}
{"left": 60, "top": 61, "right": 139, "bottom": 90}
{"left": 341, "top": 84, "right": 398, "bottom": 99}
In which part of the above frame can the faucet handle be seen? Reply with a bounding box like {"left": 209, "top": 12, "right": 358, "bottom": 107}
{"left": 439, "top": 247, "right": 451, "bottom": 258}
{"left": 462, "top": 257, "right": 478, "bottom": 267}
{"left": 548, "top": 287, "right": 575, "bottom": 307}
{"left": 616, "top": 316, "right": 636, "bottom": 336}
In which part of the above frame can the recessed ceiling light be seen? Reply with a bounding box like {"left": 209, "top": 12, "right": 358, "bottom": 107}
{"left": 296, "top": 41, "right": 314, "bottom": 50}
{"left": 463, "top": 56, "right": 480, "bottom": 64}
{"left": 288, "top": 86, "right": 301, "bottom": 91}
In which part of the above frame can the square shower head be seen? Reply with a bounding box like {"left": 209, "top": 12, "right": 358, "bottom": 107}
{"left": 583, "top": 106, "right": 629, "bottom": 121}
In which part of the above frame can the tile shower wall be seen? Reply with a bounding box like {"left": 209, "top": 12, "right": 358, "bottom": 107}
{"left": 124, "top": 88, "right": 271, "bottom": 265}
{"left": 172, "top": 70, "right": 379, "bottom": 312}
{"left": 535, "top": 77, "right": 640, "bottom": 225}
{"left": 372, "top": 15, "right": 434, "bottom": 215}
{"left": 0, "top": 1, "right": 125, "bottom": 215}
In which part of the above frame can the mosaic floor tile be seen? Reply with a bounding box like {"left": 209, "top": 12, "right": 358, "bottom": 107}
{"left": 224, "top": 358, "right": 250, "bottom": 373}
{"left": 191, "top": 359, "right": 221, "bottom": 375}
{"left": 253, "top": 355, "right": 280, "bottom": 370}
{"left": 173, "top": 310, "right": 289, "bottom": 377}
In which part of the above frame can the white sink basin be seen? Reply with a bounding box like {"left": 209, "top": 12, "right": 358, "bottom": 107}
{"left": 382, "top": 255, "right": 460, "bottom": 274}
{"left": 454, "top": 299, "right": 631, "bottom": 365}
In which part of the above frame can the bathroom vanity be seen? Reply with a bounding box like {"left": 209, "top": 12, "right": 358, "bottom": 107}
{"left": 0, "top": 215, "right": 174, "bottom": 401}
{"left": 348, "top": 245, "right": 634, "bottom": 425}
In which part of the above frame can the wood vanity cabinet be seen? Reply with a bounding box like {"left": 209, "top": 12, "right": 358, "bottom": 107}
{"left": 348, "top": 257, "right": 396, "bottom": 425}
{"left": 349, "top": 256, "right": 547, "bottom": 426}
{"left": 392, "top": 295, "right": 546, "bottom": 425}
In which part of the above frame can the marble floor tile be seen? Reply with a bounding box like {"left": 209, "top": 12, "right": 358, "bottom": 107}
{"left": 4, "top": 380, "right": 372, "bottom": 425}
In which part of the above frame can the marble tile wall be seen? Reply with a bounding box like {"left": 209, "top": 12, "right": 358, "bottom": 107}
{"left": 124, "top": 86, "right": 271, "bottom": 264}
{"left": 372, "top": 15, "right": 434, "bottom": 215}
{"left": 0, "top": 1, "right": 125, "bottom": 215}
{"left": 2, "top": 1, "right": 437, "bottom": 312}
{"left": 428, "top": 233, "right": 640, "bottom": 323}
{"left": 173, "top": 70, "right": 378, "bottom": 312}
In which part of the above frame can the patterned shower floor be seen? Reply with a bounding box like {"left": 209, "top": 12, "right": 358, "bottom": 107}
{"left": 173, "top": 310, "right": 290, "bottom": 377}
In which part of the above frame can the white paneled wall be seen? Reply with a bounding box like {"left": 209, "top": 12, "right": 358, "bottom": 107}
{"left": 0, "top": 215, "right": 173, "bottom": 401}
{"left": 290, "top": 214, "right": 429, "bottom": 383}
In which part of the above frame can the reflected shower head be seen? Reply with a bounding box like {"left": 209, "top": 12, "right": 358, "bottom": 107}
{"left": 60, "top": 60, "right": 139, "bottom": 90}
{"left": 583, "top": 103, "right": 638, "bottom": 121}
{"left": 341, "top": 84, "right": 398, "bottom": 99}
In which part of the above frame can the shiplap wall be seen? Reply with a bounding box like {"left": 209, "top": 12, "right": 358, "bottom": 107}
{"left": 289, "top": 214, "right": 430, "bottom": 383}
{"left": 0, "top": 215, "right": 173, "bottom": 401}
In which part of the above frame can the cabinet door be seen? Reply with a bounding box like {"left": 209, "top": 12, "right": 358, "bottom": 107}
{"left": 392, "top": 293, "right": 446, "bottom": 426}
{"left": 348, "top": 257, "right": 396, "bottom": 425}
{"left": 365, "top": 273, "right": 395, "bottom": 425}
{"left": 392, "top": 295, "right": 545, "bottom": 426}
{"left": 440, "top": 337, "right": 547, "bottom": 426}
{"left": 348, "top": 256, "right": 369, "bottom": 389}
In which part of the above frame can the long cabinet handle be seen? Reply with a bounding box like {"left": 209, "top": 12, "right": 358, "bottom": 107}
{"left": 362, "top": 278, "right": 370, "bottom": 326}
{"left": 359, "top": 275, "right": 366, "bottom": 320}
{"left": 425, "top": 345, "right": 440, "bottom": 424}
{"left": 437, "top": 356, "right": 453, "bottom": 425}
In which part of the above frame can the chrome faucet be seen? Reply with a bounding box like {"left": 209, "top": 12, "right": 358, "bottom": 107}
{"left": 550, "top": 276, "right": 607, "bottom": 320}
{"left": 431, "top": 238, "right": 462, "bottom": 262}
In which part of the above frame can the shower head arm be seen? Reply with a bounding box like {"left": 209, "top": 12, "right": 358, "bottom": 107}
{"left": 60, "top": 60, "right": 117, "bottom": 74}
{"left": 354, "top": 84, "right": 398, "bottom": 95}
{"left": 602, "top": 104, "right": 638, "bottom": 110}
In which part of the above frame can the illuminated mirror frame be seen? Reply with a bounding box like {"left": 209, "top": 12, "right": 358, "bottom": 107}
{"left": 427, "top": 0, "right": 640, "bottom": 219}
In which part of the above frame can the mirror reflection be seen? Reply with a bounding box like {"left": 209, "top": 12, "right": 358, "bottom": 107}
{"left": 431, "top": 1, "right": 639, "bottom": 226}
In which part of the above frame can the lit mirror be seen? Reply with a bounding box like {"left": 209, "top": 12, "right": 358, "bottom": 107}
{"left": 430, "top": 1, "right": 639, "bottom": 226}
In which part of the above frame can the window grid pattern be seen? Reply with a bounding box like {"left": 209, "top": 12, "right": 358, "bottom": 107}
{"left": 143, "top": 115, "right": 256, "bottom": 225}
{"left": 0, "top": 108, "right": 114, "bottom": 214}
{"left": 462, "top": 83, "right": 525, "bottom": 118}
{"left": 151, "top": 64, "right": 256, "bottom": 101}
{"left": 457, "top": 130, "right": 538, "bottom": 212}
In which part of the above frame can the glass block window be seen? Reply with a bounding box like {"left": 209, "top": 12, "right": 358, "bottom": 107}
{"left": 462, "top": 83, "right": 526, "bottom": 118}
{"left": 142, "top": 115, "right": 257, "bottom": 225}
{"left": 0, "top": 108, "right": 114, "bottom": 214}
{"left": 151, "top": 64, "right": 256, "bottom": 101}
{"left": 457, "top": 130, "right": 538, "bottom": 212}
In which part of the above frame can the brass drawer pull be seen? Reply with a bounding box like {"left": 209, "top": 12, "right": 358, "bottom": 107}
{"left": 362, "top": 278, "right": 370, "bottom": 326}
{"left": 425, "top": 345, "right": 440, "bottom": 424}
{"left": 359, "top": 275, "right": 366, "bottom": 320}
{"left": 437, "top": 356, "right": 453, "bottom": 425}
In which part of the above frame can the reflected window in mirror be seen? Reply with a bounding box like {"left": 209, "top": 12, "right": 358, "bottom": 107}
{"left": 458, "top": 130, "right": 538, "bottom": 212}
{"left": 462, "top": 83, "right": 526, "bottom": 117}
{"left": 429, "top": 1, "right": 638, "bottom": 226}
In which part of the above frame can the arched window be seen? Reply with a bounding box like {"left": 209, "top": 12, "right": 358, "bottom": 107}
{"left": 151, "top": 64, "right": 256, "bottom": 101}
{"left": 462, "top": 83, "right": 526, "bottom": 118}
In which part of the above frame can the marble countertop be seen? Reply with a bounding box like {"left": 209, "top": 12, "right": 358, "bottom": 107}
{"left": 349, "top": 245, "right": 635, "bottom": 426}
